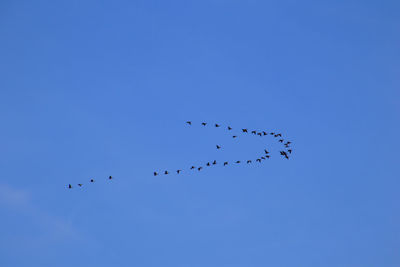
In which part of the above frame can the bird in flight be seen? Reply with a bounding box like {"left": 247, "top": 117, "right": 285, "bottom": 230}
{"left": 202, "top": 122, "right": 207, "bottom": 126}
{"left": 78, "top": 184, "right": 83, "bottom": 187}
{"left": 257, "top": 132, "right": 262, "bottom": 136}
{"left": 90, "top": 179, "right": 95, "bottom": 183}
{"left": 190, "top": 166, "right": 195, "bottom": 170}
{"left": 247, "top": 160, "right": 252, "bottom": 164}
{"left": 236, "top": 160, "right": 241, "bottom": 163}
{"left": 279, "top": 139, "right": 284, "bottom": 143}
{"left": 262, "top": 131, "right": 268, "bottom": 135}
{"left": 206, "top": 162, "right": 210, "bottom": 166}
{"left": 68, "top": 184, "right": 72, "bottom": 189}
{"left": 223, "top": 162, "right": 228, "bottom": 166}
{"left": 164, "top": 171, "right": 169, "bottom": 174}
{"left": 261, "top": 156, "right": 265, "bottom": 160}
{"left": 186, "top": 121, "right": 192, "bottom": 125}
{"left": 108, "top": 176, "right": 113, "bottom": 180}
{"left": 154, "top": 172, "right": 158, "bottom": 176}
{"left": 227, "top": 126, "right": 232, "bottom": 130}
{"left": 270, "top": 132, "right": 275, "bottom": 135}
{"left": 251, "top": 130, "right": 257, "bottom": 134}
{"left": 266, "top": 155, "right": 270, "bottom": 158}
{"left": 264, "top": 149, "right": 269, "bottom": 154}
{"left": 288, "top": 149, "right": 292, "bottom": 154}
{"left": 177, "top": 170, "right": 182, "bottom": 174}
{"left": 198, "top": 167, "right": 203, "bottom": 171}
{"left": 256, "top": 158, "right": 261, "bottom": 162}
{"left": 285, "top": 144, "right": 289, "bottom": 148}
{"left": 280, "top": 151, "right": 289, "bottom": 159}
{"left": 285, "top": 141, "right": 292, "bottom": 145}
{"left": 212, "top": 160, "right": 217, "bottom": 165}
{"left": 242, "top": 129, "right": 248, "bottom": 133}
{"left": 215, "top": 124, "right": 220, "bottom": 127}
{"left": 232, "top": 135, "right": 237, "bottom": 138}
{"left": 216, "top": 145, "right": 221, "bottom": 149}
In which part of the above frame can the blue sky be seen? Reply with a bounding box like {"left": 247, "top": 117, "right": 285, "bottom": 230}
{"left": 0, "top": 1, "right": 399, "bottom": 266}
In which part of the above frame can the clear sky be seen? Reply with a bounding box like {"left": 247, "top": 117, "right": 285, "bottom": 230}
{"left": 0, "top": 1, "right": 399, "bottom": 266}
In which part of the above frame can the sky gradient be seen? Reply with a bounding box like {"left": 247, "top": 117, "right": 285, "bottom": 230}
{"left": 1, "top": 1, "right": 399, "bottom": 266}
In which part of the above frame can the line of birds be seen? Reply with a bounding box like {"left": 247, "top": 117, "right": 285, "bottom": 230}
{"left": 153, "top": 121, "right": 293, "bottom": 176}
{"left": 67, "top": 176, "right": 113, "bottom": 189}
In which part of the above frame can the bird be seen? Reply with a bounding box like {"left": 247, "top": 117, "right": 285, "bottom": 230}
{"left": 256, "top": 158, "right": 261, "bottom": 162}
{"left": 236, "top": 160, "right": 241, "bottom": 163}
{"left": 288, "top": 149, "right": 292, "bottom": 154}
{"left": 177, "top": 170, "right": 182, "bottom": 174}
{"left": 279, "top": 139, "right": 284, "bottom": 143}
{"left": 277, "top": 133, "right": 282, "bottom": 137}
{"left": 262, "top": 131, "right": 268, "bottom": 135}
{"left": 90, "top": 179, "right": 95, "bottom": 183}
{"left": 154, "top": 172, "right": 158, "bottom": 176}
{"left": 285, "top": 144, "right": 289, "bottom": 148}
{"left": 212, "top": 160, "right": 217, "bottom": 165}
{"left": 216, "top": 145, "right": 221, "bottom": 149}
{"left": 190, "top": 166, "right": 195, "bottom": 169}
{"left": 286, "top": 141, "right": 292, "bottom": 145}
{"left": 251, "top": 130, "right": 257, "bottom": 134}
{"left": 228, "top": 126, "right": 232, "bottom": 130}
{"left": 198, "top": 167, "right": 203, "bottom": 171}
{"left": 186, "top": 121, "right": 192, "bottom": 125}
{"left": 270, "top": 132, "right": 275, "bottom": 135}
{"left": 108, "top": 176, "right": 113, "bottom": 180}
{"left": 242, "top": 129, "right": 248, "bottom": 133}
{"left": 280, "top": 151, "right": 289, "bottom": 159}
{"left": 164, "top": 171, "right": 169, "bottom": 175}
{"left": 68, "top": 184, "right": 72, "bottom": 189}
{"left": 233, "top": 135, "right": 237, "bottom": 138}
{"left": 261, "top": 156, "right": 265, "bottom": 160}
{"left": 264, "top": 149, "right": 269, "bottom": 154}
{"left": 257, "top": 132, "right": 262, "bottom": 136}
{"left": 266, "top": 155, "right": 270, "bottom": 158}
{"left": 215, "top": 124, "right": 220, "bottom": 127}
{"left": 206, "top": 162, "right": 210, "bottom": 166}
{"left": 78, "top": 184, "right": 83, "bottom": 187}
{"left": 223, "top": 162, "right": 228, "bottom": 166}
{"left": 247, "top": 160, "right": 252, "bottom": 164}
{"left": 202, "top": 122, "right": 207, "bottom": 126}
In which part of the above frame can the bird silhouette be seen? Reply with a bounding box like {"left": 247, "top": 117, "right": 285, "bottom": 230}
{"left": 270, "top": 132, "right": 275, "bottom": 135}
{"left": 190, "top": 166, "right": 195, "bottom": 169}
{"left": 215, "top": 124, "right": 220, "bottom": 127}
{"left": 212, "top": 160, "right": 217, "bottom": 165}
{"left": 228, "top": 126, "right": 232, "bottom": 130}
{"left": 154, "top": 172, "right": 158, "bottom": 176}
{"left": 285, "top": 144, "right": 289, "bottom": 148}
{"left": 256, "top": 158, "right": 261, "bottom": 162}
{"left": 78, "top": 184, "right": 83, "bottom": 187}
{"left": 177, "top": 170, "right": 182, "bottom": 174}
{"left": 279, "top": 139, "right": 284, "bottom": 143}
{"left": 251, "top": 130, "right": 256, "bottom": 134}
{"left": 286, "top": 141, "right": 292, "bottom": 145}
{"left": 264, "top": 149, "right": 269, "bottom": 154}
{"left": 108, "top": 176, "right": 113, "bottom": 180}
{"left": 261, "top": 157, "right": 265, "bottom": 160}
{"left": 257, "top": 132, "right": 262, "bottom": 136}
{"left": 202, "top": 122, "right": 207, "bottom": 126}
{"left": 90, "top": 179, "right": 94, "bottom": 183}
{"left": 216, "top": 145, "right": 221, "bottom": 149}
{"left": 280, "top": 151, "right": 289, "bottom": 159}
{"left": 186, "top": 121, "right": 192, "bottom": 125}
{"left": 262, "top": 131, "right": 268, "bottom": 135}
{"left": 233, "top": 135, "right": 237, "bottom": 138}
{"left": 288, "top": 149, "right": 292, "bottom": 154}
{"left": 68, "top": 184, "right": 72, "bottom": 189}
{"left": 164, "top": 171, "right": 169, "bottom": 174}
{"left": 242, "top": 129, "right": 248, "bottom": 133}
{"left": 266, "top": 155, "right": 270, "bottom": 158}
{"left": 198, "top": 167, "right": 203, "bottom": 171}
{"left": 247, "top": 160, "right": 252, "bottom": 164}
{"left": 277, "top": 133, "right": 282, "bottom": 137}
{"left": 236, "top": 160, "right": 241, "bottom": 163}
{"left": 206, "top": 162, "right": 210, "bottom": 166}
{"left": 223, "top": 162, "right": 228, "bottom": 166}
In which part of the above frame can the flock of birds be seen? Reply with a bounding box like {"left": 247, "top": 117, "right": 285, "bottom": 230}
{"left": 67, "top": 121, "right": 293, "bottom": 189}
{"left": 153, "top": 121, "right": 293, "bottom": 177}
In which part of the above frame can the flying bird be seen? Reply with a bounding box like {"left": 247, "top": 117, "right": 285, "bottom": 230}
{"left": 270, "top": 132, "right": 275, "bottom": 135}
{"left": 233, "top": 135, "right": 237, "bottom": 138}
{"left": 285, "top": 144, "right": 289, "bottom": 148}
{"left": 257, "top": 132, "right": 262, "bottom": 136}
{"left": 108, "top": 176, "right": 113, "bottom": 180}
{"left": 228, "top": 126, "right": 232, "bottom": 130}
{"left": 212, "top": 160, "right": 217, "bottom": 165}
{"left": 164, "top": 171, "right": 169, "bottom": 175}
{"left": 223, "top": 162, "right": 228, "bottom": 166}
{"left": 262, "top": 131, "right": 268, "bottom": 135}
{"left": 261, "top": 157, "right": 265, "bottom": 160}
{"left": 286, "top": 141, "right": 292, "bottom": 145}
{"left": 215, "top": 124, "right": 220, "bottom": 127}
{"left": 206, "top": 162, "right": 210, "bottom": 166}
{"left": 78, "top": 184, "right": 83, "bottom": 187}
{"left": 236, "top": 160, "right": 241, "bottom": 163}
{"left": 251, "top": 130, "right": 257, "bottom": 134}
{"left": 288, "top": 149, "right": 292, "bottom": 154}
{"left": 198, "top": 167, "right": 203, "bottom": 171}
{"left": 247, "top": 160, "right": 252, "bottom": 164}
{"left": 216, "top": 145, "right": 221, "bottom": 149}
{"left": 280, "top": 151, "right": 289, "bottom": 159}
{"left": 186, "top": 121, "right": 192, "bottom": 125}
{"left": 202, "top": 122, "right": 207, "bottom": 126}
{"left": 266, "top": 155, "right": 270, "bottom": 158}
{"left": 154, "top": 172, "right": 158, "bottom": 176}
{"left": 68, "top": 184, "right": 72, "bottom": 189}
{"left": 177, "top": 170, "right": 182, "bottom": 174}
{"left": 279, "top": 139, "right": 284, "bottom": 143}
{"left": 256, "top": 158, "right": 261, "bottom": 162}
{"left": 242, "top": 129, "right": 248, "bottom": 133}
{"left": 190, "top": 166, "right": 195, "bottom": 169}
{"left": 264, "top": 149, "right": 269, "bottom": 154}
{"left": 90, "top": 179, "right": 94, "bottom": 182}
